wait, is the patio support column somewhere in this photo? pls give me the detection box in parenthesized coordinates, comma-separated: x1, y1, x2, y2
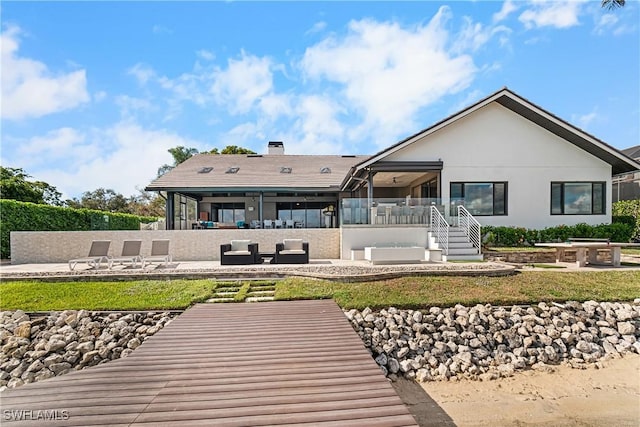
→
(259, 192, 264, 223)
(166, 191, 175, 230)
(367, 171, 374, 224)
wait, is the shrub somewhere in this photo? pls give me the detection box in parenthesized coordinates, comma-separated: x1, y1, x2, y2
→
(0, 200, 158, 259)
(482, 222, 634, 248)
(613, 200, 640, 240)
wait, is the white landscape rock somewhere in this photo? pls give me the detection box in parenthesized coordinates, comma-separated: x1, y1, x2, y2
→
(0, 310, 175, 390)
(346, 300, 640, 382)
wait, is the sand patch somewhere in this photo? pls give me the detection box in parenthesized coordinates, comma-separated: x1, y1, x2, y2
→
(415, 354, 640, 426)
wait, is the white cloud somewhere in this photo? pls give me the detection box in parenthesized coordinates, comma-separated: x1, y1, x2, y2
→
(15, 127, 88, 167)
(306, 21, 327, 35)
(152, 24, 172, 35)
(127, 63, 156, 85)
(196, 49, 215, 61)
(115, 95, 155, 118)
(592, 11, 636, 36)
(300, 7, 478, 147)
(35, 122, 202, 198)
(493, 0, 518, 23)
(572, 109, 599, 130)
(3, 120, 204, 198)
(1, 26, 89, 120)
(210, 51, 274, 114)
(518, 0, 587, 29)
(93, 91, 107, 103)
(453, 17, 512, 53)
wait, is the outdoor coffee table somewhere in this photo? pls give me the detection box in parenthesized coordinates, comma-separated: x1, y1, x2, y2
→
(259, 252, 276, 264)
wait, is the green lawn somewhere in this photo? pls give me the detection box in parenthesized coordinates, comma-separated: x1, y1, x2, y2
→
(274, 271, 640, 309)
(0, 280, 215, 311)
(3, 271, 638, 312)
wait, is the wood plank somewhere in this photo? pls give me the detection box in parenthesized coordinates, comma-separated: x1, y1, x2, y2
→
(0, 301, 418, 426)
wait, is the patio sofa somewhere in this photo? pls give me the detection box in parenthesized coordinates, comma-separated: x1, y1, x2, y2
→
(274, 239, 309, 264)
(220, 240, 260, 265)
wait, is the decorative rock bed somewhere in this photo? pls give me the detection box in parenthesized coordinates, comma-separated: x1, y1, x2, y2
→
(0, 310, 176, 390)
(345, 300, 640, 382)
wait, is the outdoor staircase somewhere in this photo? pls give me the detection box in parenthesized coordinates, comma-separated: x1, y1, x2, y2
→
(428, 227, 483, 262)
(428, 205, 483, 262)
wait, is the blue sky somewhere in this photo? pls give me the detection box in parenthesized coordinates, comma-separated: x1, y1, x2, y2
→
(2, 1, 638, 199)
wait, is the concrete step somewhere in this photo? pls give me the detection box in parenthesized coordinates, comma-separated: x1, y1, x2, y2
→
(449, 236, 471, 243)
(248, 291, 275, 297)
(245, 296, 275, 303)
(206, 297, 235, 303)
(447, 247, 480, 255)
(214, 291, 239, 296)
(444, 254, 484, 262)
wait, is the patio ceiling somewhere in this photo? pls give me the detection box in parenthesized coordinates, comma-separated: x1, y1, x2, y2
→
(372, 171, 430, 187)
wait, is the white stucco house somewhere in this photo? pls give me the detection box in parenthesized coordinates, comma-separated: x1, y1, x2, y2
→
(10, 87, 640, 265)
(341, 87, 639, 230)
(141, 87, 640, 261)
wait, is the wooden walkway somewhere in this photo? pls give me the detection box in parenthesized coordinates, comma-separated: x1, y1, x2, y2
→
(1, 300, 418, 426)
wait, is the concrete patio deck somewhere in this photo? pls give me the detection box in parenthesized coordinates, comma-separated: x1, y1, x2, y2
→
(0, 259, 521, 282)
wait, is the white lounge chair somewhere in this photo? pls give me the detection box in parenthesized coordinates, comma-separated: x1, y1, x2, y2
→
(142, 240, 172, 268)
(108, 240, 142, 269)
(69, 240, 110, 271)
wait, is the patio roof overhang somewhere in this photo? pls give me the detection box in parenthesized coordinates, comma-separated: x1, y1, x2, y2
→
(341, 161, 443, 191)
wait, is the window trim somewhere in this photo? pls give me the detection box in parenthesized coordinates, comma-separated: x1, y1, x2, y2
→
(450, 181, 508, 216)
(550, 181, 606, 215)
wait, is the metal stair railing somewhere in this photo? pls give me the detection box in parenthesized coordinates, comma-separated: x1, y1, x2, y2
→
(430, 205, 449, 255)
(457, 205, 481, 253)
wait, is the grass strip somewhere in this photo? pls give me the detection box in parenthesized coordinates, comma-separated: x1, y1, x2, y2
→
(234, 283, 251, 302)
(275, 271, 640, 310)
(2, 271, 639, 311)
(1, 280, 215, 311)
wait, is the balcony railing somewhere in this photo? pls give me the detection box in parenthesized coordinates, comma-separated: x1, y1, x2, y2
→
(340, 198, 443, 226)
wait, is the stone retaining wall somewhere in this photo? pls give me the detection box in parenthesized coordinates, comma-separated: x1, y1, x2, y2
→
(484, 250, 614, 264)
(0, 310, 176, 390)
(346, 300, 640, 382)
(10, 229, 340, 263)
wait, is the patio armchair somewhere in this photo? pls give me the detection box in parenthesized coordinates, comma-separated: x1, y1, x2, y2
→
(68, 240, 111, 270)
(274, 239, 309, 264)
(220, 240, 260, 265)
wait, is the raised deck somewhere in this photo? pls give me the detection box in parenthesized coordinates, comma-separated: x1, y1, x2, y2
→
(1, 300, 417, 426)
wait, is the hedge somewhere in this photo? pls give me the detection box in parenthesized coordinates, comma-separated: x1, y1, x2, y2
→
(0, 200, 158, 259)
(482, 221, 634, 248)
(612, 199, 640, 240)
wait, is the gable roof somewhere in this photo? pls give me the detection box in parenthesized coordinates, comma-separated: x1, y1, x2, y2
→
(350, 87, 640, 176)
(622, 145, 640, 161)
(146, 153, 367, 193)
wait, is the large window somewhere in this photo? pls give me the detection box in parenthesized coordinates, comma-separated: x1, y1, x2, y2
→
(276, 201, 332, 228)
(551, 182, 605, 215)
(450, 182, 507, 216)
(212, 203, 245, 223)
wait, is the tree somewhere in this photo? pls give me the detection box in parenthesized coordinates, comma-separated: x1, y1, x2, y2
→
(209, 145, 256, 155)
(67, 188, 130, 212)
(157, 146, 199, 177)
(602, 0, 625, 9)
(0, 167, 63, 205)
(126, 188, 165, 217)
